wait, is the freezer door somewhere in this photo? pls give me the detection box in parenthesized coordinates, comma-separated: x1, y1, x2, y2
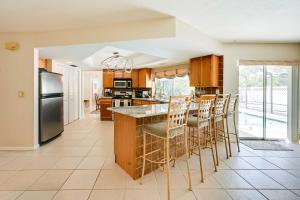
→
(39, 96, 64, 143)
(40, 71, 63, 95)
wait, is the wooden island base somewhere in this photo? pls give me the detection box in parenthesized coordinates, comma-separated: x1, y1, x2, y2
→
(114, 112, 186, 180)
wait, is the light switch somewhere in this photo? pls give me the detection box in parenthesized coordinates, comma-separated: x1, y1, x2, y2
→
(18, 91, 24, 98)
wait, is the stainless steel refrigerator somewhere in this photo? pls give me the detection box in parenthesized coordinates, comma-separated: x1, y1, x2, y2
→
(39, 69, 64, 144)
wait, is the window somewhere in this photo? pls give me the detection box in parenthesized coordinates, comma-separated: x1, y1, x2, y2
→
(155, 75, 193, 98)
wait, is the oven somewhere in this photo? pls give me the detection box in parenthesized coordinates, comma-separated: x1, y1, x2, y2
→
(112, 99, 132, 107)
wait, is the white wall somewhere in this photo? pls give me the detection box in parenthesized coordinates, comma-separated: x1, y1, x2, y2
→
(222, 43, 300, 94)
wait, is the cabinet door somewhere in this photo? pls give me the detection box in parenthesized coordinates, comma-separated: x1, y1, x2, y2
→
(190, 58, 201, 86)
(132, 70, 139, 88)
(138, 69, 152, 88)
(114, 71, 124, 78)
(103, 70, 113, 88)
(201, 55, 219, 87)
(133, 99, 142, 106)
(123, 71, 132, 79)
(100, 100, 112, 120)
(210, 55, 219, 87)
(200, 56, 212, 87)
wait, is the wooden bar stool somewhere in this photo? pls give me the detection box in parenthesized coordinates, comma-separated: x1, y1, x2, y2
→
(225, 94, 240, 153)
(213, 94, 230, 165)
(140, 96, 192, 200)
(187, 97, 218, 183)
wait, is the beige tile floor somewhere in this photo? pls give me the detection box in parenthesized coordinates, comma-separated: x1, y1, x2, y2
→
(1, 114, 300, 200)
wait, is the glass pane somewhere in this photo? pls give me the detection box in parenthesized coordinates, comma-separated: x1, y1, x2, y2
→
(265, 66, 290, 139)
(239, 65, 264, 138)
(155, 78, 173, 98)
(173, 76, 192, 96)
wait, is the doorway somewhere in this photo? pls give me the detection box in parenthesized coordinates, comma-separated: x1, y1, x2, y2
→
(238, 64, 292, 140)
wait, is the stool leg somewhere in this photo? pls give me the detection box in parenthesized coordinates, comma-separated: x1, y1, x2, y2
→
(197, 128, 204, 183)
(225, 117, 232, 157)
(214, 119, 219, 166)
(222, 119, 229, 159)
(233, 114, 241, 152)
(140, 130, 146, 184)
(184, 127, 192, 191)
(188, 127, 191, 158)
(209, 119, 217, 172)
(166, 137, 171, 200)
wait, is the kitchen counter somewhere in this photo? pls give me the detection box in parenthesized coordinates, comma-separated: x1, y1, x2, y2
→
(108, 103, 198, 118)
(131, 97, 169, 103)
(110, 103, 198, 180)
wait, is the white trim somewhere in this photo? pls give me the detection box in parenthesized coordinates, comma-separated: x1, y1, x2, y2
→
(0, 144, 39, 151)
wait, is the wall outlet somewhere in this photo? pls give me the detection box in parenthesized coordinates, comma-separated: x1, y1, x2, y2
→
(18, 91, 24, 98)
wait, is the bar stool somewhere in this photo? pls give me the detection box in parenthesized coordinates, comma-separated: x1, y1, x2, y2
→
(225, 94, 240, 153)
(213, 94, 230, 165)
(140, 96, 192, 200)
(187, 97, 217, 183)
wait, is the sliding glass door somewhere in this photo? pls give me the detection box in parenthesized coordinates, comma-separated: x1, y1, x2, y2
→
(265, 66, 291, 139)
(239, 65, 264, 139)
(239, 65, 291, 140)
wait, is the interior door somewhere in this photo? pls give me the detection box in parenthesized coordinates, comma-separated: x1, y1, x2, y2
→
(68, 70, 79, 123)
(62, 68, 69, 125)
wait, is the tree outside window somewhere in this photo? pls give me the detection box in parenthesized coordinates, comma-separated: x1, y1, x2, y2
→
(155, 75, 193, 98)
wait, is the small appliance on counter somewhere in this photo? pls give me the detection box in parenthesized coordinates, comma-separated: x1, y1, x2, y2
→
(135, 90, 150, 98)
(135, 90, 143, 98)
(104, 89, 112, 97)
(39, 68, 64, 144)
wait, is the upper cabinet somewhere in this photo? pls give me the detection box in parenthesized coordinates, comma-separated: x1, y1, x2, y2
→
(102, 68, 152, 89)
(138, 68, 152, 88)
(190, 55, 220, 87)
(132, 69, 139, 88)
(103, 70, 114, 88)
(114, 71, 132, 79)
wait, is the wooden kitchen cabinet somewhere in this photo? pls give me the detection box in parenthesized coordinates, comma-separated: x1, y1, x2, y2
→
(132, 70, 139, 88)
(141, 100, 150, 105)
(132, 99, 142, 106)
(123, 71, 132, 78)
(138, 68, 152, 88)
(100, 99, 112, 120)
(114, 71, 132, 79)
(103, 70, 114, 88)
(190, 55, 220, 87)
(190, 58, 201, 86)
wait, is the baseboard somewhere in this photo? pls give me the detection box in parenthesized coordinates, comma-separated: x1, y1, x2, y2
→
(0, 144, 40, 151)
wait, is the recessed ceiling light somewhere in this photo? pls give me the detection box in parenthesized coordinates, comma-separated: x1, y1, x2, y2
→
(66, 61, 73, 64)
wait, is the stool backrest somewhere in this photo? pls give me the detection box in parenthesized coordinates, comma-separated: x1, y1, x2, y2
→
(196, 98, 214, 123)
(167, 96, 191, 131)
(215, 94, 230, 116)
(228, 94, 239, 113)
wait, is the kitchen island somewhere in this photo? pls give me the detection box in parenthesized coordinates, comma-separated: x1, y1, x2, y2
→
(108, 103, 197, 179)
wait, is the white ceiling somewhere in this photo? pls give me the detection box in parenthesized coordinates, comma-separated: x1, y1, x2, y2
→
(38, 37, 209, 70)
(1, 0, 300, 42)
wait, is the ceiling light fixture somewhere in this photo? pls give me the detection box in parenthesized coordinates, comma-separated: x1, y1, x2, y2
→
(100, 52, 133, 73)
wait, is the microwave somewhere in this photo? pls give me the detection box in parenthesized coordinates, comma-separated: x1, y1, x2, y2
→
(113, 79, 132, 88)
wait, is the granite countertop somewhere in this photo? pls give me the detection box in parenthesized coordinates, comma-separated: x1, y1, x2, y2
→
(107, 103, 198, 118)
(132, 97, 169, 103)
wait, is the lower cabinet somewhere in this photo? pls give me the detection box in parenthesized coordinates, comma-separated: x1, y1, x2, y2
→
(100, 99, 112, 121)
(133, 99, 160, 106)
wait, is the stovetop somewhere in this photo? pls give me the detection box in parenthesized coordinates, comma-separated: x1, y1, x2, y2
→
(112, 95, 132, 99)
